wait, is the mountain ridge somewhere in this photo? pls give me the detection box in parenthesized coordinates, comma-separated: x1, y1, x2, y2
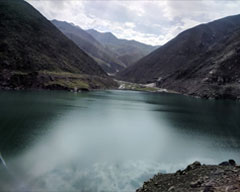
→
(52, 20, 158, 73)
(118, 14, 240, 99)
(87, 29, 158, 67)
(52, 20, 126, 73)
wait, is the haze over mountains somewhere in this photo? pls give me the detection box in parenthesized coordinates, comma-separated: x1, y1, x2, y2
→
(52, 20, 157, 74)
(0, 0, 116, 91)
(87, 29, 158, 68)
(118, 14, 240, 99)
(52, 20, 125, 73)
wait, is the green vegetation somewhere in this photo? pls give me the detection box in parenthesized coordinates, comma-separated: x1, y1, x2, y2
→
(134, 87, 159, 92)
(44, 79, 89, 90)
(40, 70, 84, 78)
(12, 71, 28, 75)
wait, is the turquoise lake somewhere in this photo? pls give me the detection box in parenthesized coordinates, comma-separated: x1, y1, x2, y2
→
(0, 90, 240, 191)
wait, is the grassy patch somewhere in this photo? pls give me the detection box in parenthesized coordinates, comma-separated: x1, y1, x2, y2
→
(44, 79, 89, 89)
(12, 71, 28, 75)
(134, 87, 159, 92)
(39, 70, 85, 78)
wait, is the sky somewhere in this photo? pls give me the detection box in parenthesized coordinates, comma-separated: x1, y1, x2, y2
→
(26, 0, 240, 46)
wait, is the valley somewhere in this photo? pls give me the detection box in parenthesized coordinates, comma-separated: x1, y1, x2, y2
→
(1, 1, 240, 192)
(52, 20, 157, 74)
(2, 1, 240, 100)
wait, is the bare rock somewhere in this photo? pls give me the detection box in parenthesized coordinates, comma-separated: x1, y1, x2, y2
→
(190, 179, 203, 188)
(186, 161, 201, 171)
(136, 160, 240, 192)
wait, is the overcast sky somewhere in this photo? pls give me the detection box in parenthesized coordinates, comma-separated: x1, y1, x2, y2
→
(26, 0, 240, 46)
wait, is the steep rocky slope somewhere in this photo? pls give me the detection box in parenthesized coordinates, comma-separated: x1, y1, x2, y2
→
(0, 0, 117, 91)
(118, 14, 240, 99)
(87, 29, 158, 67)
(137, 160, 240, 192)
(52, 20, 125, 73)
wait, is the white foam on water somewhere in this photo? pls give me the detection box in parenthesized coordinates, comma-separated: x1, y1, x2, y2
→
(0, 153, 7, 168)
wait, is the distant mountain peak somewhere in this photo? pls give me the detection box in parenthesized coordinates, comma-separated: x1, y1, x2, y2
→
(86, 28, 157, 67)
(52, 20, 126, 73)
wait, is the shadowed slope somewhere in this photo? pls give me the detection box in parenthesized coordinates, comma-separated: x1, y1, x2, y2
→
(0, 0, 117, 90)
(52, 20, 125, 73)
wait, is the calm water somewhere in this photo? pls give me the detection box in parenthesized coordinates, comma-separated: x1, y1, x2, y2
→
(0, 90, 240, 192)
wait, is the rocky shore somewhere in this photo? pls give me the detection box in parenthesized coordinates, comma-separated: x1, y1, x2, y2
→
(0, 70, 118, 92)
(137, 160, 240, 192)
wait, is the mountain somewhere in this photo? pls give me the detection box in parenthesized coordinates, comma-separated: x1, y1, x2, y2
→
(0, 0, 116, 91)
(51, 20, 125, 73)
(118, 14, 240, 99)
(86, 29, 158, 67)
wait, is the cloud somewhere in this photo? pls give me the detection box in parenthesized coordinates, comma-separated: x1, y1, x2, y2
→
(26, 0, 240, 45)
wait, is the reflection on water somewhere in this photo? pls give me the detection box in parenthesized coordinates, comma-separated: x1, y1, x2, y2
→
(0, 90, 240, 192)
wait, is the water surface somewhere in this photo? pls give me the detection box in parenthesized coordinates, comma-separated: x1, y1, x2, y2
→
(0, 90, 240, 191)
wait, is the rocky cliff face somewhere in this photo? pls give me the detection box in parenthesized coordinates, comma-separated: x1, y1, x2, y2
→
(118, 14, 240, 99)
(0, 0, 117, 91)
(137, 160, 240, 192)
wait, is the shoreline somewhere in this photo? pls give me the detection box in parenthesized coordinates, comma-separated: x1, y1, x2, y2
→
(136, 160, 240, 192)
(116, 80, 240, 101)
(1, 77, 240, 103)
(0, 70, 118, 92)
